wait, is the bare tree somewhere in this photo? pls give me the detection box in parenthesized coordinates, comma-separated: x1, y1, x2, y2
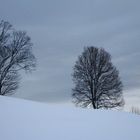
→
(0, 20, 36, 95)
(72, 46, 124, 109)
(131, 106, 140, 115)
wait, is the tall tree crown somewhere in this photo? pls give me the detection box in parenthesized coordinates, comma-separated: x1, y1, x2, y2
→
(72, 46, 124, 109)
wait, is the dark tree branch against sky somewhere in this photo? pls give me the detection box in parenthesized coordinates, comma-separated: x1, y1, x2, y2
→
(0, 21, 36, 95)
(0, 0, 139, 110)
(72, 47, 124, 109)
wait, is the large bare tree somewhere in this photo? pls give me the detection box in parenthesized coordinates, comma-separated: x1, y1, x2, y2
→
(0, 20, 36, 95)
(72, 46, 124, 109)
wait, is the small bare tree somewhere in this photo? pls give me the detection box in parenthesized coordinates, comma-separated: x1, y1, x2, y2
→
(72, 46, 124, 109)
(0, 20, 36, 95)
(131, 106, 140, 115)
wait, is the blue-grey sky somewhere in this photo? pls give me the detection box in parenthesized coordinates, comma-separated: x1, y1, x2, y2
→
(0, 0, 140, 108)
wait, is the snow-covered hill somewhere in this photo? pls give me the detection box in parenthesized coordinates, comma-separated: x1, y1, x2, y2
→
(0, 96, 140, 140)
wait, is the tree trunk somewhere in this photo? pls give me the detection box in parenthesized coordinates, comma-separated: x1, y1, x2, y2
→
(92, 100, 96, 109)
(91, 80, 96, 109)
(0, 83, 2, 95)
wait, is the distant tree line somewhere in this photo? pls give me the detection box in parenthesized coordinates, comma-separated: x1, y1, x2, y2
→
(131, 106, 140, 115)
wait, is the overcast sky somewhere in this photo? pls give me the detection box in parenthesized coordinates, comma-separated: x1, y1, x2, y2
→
(0, 0, 140, 109)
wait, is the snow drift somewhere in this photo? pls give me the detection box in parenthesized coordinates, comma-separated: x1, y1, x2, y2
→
(0, 96, 140, 140)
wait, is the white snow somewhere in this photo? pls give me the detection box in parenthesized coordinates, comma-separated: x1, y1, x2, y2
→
(0, 96, 140, 140)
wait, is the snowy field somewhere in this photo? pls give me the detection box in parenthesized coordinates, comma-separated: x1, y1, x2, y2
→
(0, 96, 140, 140)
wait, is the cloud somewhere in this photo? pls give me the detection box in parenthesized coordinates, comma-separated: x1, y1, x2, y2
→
(0, 0, 140, 105)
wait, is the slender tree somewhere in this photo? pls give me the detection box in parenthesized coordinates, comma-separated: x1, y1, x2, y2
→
(0, 20, 36, 95)
(72, 46, 124, 109)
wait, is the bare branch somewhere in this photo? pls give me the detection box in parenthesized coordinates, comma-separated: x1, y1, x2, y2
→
(72, 46, 124, 109)
(0, 20, 36, 95)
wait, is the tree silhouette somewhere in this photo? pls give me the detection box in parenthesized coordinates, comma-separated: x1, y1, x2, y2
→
(72, 46, 124, 109)
(0, 20, 36, 95)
